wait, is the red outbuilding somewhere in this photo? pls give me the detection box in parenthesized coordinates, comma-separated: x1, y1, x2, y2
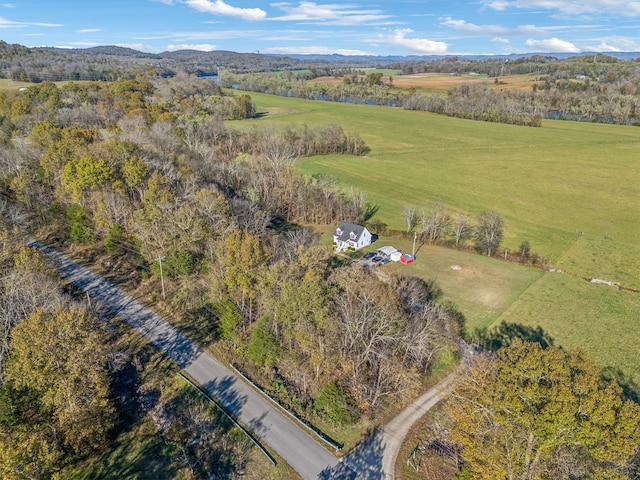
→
(400, 254, 415, 265)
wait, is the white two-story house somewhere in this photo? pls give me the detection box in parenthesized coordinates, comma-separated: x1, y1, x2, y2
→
(333, 221, 372, 252)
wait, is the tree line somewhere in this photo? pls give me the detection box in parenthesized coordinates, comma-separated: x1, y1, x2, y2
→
(396, 202, 545, 267)
(222, 53, 640, 126)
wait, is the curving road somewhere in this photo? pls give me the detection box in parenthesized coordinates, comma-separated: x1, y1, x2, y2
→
(33, 240, 457, 479)
(30, 241, 340, 480)
(327, 374, 456, 480)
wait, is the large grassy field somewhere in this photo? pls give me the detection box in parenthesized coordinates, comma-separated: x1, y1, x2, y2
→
(239, 91, 640, 387)
(310, 72, 541, 94)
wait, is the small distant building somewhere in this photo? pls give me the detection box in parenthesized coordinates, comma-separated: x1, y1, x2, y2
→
(390, 251, 402, 262)
(377, 246, 399, 258)
(334, 222, 372, 252)
(400, 254, 415, 265)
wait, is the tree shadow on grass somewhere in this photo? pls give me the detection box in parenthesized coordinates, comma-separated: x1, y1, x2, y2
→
(475, 321, 555, 351)
(601, 366, 640, 404)
(177, 304, 218, 347)
(74, 432, 180, 480)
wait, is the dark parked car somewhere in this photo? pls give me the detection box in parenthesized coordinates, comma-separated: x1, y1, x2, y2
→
(380, 258, 390, 265)
(363, 251, 376, 260)
(372, 256, 383, 263)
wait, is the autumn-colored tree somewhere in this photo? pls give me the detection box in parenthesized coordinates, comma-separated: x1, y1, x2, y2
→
(0, 245, 64, 378)
(29, 119, 62, 150)
(6, 307, 115, 454)
(0, 428, 62, 480)
(218, 229, 270, 319)
(445, 340, 640, 480)
(122, 155, 150, 202)
(257, 250, 331, 378)
(62, 156, 115, 204)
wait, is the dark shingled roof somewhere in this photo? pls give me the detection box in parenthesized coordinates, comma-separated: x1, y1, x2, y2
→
(335, 221, 366, 242)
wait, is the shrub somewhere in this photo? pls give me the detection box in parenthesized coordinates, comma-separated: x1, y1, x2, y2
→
(66, 204, 92, 244)
(247, 315, 281, 368)
(314, 381, 359, 426)
(104, 223, 124, 254)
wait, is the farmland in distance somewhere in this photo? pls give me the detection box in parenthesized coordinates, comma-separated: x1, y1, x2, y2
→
(238, 90, 640, 388)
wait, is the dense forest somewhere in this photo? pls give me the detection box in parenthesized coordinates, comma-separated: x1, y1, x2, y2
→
(0, 44, 638, 479)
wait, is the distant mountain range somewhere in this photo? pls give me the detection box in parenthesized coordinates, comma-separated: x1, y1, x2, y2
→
(32, 45, 640, 63)
(41, 44, 640, 63)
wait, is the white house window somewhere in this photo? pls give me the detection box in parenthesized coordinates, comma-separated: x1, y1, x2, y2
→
(350, 231, 357, 240)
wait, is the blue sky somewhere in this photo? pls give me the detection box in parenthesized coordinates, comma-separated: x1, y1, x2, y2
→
(2, 0, 640, 56)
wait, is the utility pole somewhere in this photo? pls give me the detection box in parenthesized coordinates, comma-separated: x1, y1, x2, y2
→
(157, 256, 166, 300)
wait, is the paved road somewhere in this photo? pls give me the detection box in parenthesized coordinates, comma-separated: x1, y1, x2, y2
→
(31, 241, 340, 480)
(324, 374, 455, 479)
(34, 241, 459, 479)
(377, 374, 456, 478)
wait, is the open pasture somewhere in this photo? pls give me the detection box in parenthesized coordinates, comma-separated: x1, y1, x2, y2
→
(244, 91, 639, 267)
(0, 78, 33, 92)
(393, 72, 540, 93)
(243, 91, 640, 386)
(308, 72, 541, 94)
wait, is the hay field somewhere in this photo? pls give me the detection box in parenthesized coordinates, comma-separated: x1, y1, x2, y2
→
(308, 72, 541, 94)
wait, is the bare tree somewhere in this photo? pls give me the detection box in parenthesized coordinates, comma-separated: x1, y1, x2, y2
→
(402, 205, 420, 233)
(420, 202, 450, 244)
(451, 212, 473, 248)
(475, 211, 504, 256)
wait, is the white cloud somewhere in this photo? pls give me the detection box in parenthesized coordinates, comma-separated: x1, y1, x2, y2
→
(585, 36, 640, 52)
(76, 28, 102, 33)
(263, 45, 375, 55)
(270, 1, 389, 25)
(441, 18, 547, 36)
(386, 28, 448, 54)
(115, 43, 166, 53)
(2, 3, 16, 8)
(0, 16, 62, 28)
(525, 37, 580, 52)
(262, 34, 310, 41)
(185, 0, 266, 21)
(166, 43, 217, 51)
(481, 0, 640, 17)
(163, 29, 260, 41)
(492, 37, 510, 43)
(150, 0, 174, 4)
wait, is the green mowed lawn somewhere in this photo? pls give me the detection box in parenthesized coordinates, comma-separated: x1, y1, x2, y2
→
(314, 225, 541, 332)
(496, 272, 640, 386)
(370, 236, 543, 331)
(243, 91, 640, 386)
